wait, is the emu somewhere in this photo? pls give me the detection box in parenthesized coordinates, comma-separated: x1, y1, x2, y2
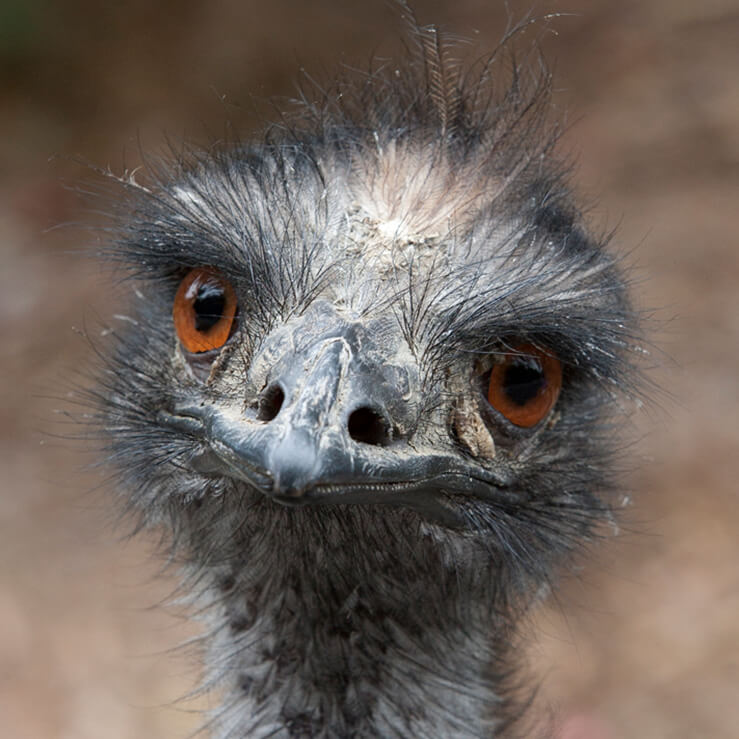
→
(95, 15, 637, 739)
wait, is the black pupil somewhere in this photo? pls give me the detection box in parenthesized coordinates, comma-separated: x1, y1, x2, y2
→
(502, 357, 546, 406)
(193, 283, 226, 332)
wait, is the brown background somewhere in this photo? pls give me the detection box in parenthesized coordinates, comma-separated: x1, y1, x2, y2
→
(1, 1, 737, 737)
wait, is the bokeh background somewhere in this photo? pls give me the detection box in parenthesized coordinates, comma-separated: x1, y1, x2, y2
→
(1, 1, 737, 737)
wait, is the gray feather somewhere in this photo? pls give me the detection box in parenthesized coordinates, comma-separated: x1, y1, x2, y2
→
(90, 17, 639, 739)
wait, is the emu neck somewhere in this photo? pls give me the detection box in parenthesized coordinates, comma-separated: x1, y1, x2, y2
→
(193, 503, 513, 738)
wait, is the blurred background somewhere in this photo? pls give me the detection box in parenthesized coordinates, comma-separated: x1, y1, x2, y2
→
(1, 0, 737, 737)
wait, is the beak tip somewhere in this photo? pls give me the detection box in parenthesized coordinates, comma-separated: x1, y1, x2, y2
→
(268, 489, 311, 507)
(269, 478, 310, 500)
(267, 429, 320, 500)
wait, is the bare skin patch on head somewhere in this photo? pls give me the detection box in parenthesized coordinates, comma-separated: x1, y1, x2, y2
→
(447, 365, 496, 461)
(341, 139, 499, 277)
(452, 393, 496, 460)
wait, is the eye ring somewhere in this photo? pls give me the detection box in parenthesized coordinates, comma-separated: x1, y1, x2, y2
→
(173, 267, 237, 353)
(486, 343, 562, 428)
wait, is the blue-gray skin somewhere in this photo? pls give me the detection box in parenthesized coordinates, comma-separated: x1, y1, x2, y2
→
(94, 22, 637, 739)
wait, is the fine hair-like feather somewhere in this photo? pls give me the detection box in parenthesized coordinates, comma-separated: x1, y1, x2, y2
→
(91, 12, 640, 739)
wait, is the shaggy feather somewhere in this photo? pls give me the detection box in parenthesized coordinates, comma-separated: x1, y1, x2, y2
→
(91, 15, 639, 739)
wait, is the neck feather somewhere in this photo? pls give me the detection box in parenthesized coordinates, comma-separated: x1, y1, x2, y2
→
(181, 499, 525, 737)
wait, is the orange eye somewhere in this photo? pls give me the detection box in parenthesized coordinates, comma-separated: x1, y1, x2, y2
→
(486, 344, 562, 428)
(173, 268, 237, 353)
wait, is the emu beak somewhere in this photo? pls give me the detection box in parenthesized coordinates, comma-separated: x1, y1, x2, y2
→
(162, 320, 510, 523)
(217, 332, 403, 503)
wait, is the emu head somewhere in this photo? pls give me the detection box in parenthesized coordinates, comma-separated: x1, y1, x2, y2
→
(97, 22, 637, 739)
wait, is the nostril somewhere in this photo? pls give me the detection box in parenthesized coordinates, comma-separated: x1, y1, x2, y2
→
(257, 384, 285, 422)
(347, 407, 391, 446)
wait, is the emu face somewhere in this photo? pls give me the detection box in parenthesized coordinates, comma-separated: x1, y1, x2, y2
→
(99, 26, 636, 738)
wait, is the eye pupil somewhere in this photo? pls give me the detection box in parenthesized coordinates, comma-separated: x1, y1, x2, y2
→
(502, 360, 545, 406)
(193, 285, 227, 333)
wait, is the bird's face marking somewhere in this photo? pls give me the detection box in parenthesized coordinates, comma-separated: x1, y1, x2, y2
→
(451, 392, 497, 460)
(351, 140, 495, 237)
(337, 139, 506, 281)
